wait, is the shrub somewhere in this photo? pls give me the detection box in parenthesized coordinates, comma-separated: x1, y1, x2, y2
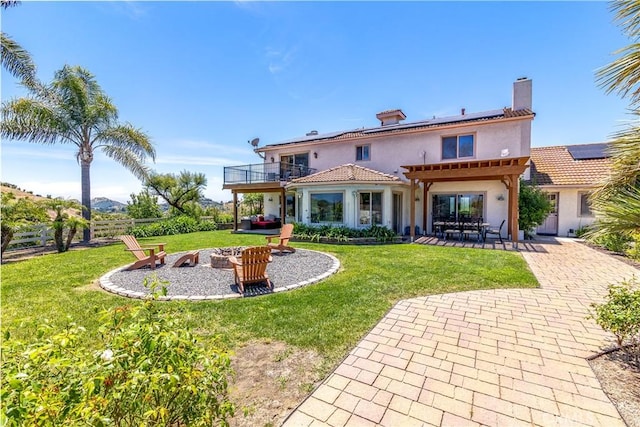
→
(590, 278, 640, 367)
(129, 215, 217, 238)
(574, 225, 590, 238)
(518, 181, 553, 238)
(591, 231, 632, 254)
(1, 278, 235, 426)
(292, 223, 397, 242)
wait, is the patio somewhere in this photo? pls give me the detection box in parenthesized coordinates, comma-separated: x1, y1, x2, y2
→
(100, 248, 340, 300)
(414, 235, 556, 252)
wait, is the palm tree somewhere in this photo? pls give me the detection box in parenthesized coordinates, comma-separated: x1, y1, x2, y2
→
(596, 0, 640, 106)
(1, 1, 37, 87)
(588, 0, 640, 242)
(588, 121, 640, 239)
(1, 65, 155, 242)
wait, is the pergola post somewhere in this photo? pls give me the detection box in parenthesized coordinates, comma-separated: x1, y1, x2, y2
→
(410, 179, 416, 241)
(509, 176, 519, 243)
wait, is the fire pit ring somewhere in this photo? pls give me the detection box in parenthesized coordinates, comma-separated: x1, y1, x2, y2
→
(210, 246, 247, 269)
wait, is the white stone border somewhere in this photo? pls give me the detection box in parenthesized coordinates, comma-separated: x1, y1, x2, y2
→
(99, 249, 341, 301)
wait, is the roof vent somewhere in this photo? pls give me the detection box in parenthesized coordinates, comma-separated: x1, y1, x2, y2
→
(376, 109, 406, 126)
(306, 130, 319, 136)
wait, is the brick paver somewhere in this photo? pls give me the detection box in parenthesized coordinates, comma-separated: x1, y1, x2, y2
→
(283, 238, 638, 426)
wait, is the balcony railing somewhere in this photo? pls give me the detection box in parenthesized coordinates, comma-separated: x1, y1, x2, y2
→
(224, 162, 317, 186)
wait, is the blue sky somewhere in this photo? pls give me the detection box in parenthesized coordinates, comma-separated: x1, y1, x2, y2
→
(0, 1, 631, 203)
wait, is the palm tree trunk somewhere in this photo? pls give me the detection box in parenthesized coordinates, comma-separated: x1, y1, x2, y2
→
(81, 160, 92, 242)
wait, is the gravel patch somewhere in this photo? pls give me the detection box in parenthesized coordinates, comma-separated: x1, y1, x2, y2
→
(100, 248, 339, 299)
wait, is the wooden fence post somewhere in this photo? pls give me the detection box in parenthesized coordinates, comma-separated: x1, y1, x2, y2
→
(40, 226, 48, 247)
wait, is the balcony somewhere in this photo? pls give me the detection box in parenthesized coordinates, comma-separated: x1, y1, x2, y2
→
(223, 162, 317, 188)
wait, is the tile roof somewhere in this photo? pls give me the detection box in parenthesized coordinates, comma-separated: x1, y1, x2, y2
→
(529, 144, 611, 186)
(261, 108, 535, 149)
(289, 164, 402, 184)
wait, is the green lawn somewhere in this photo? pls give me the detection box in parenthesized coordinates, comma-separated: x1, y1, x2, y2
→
(1, 230, 538, 367)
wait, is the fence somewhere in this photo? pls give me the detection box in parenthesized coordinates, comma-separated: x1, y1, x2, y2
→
(4, 216, 223, 251)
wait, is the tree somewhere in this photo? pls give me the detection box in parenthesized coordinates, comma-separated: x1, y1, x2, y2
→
(518, 181, 553, 239)
(145, 170, 206, 217)
(1, 65, 155, 242)
(127, 189, 163, 219)
(0, 1, 37, 88)
(588, 129, 640, 239)
(589, 0, 640, 241)
(596, 0, 640, 106)
(0, 192, 48, 254)
(40, 198, 88, 253)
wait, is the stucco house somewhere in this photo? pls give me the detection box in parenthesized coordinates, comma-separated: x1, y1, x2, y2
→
(527, 143, 611, 237)
(223, 78, 535, 242)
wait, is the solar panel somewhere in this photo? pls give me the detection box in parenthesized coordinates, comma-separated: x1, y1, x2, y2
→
(362, 109, 505, 134)
(567, 143, 610, 160)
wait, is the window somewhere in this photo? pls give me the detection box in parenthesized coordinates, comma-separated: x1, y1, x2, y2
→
(356, 145, 370, 161)
(358, 192, 382, 226)
(442, 134, 474, 160)
(579, 192, 593, 217)
(310, 193, 343, 223)
(285, 193, 296, 218)
(280, 153, 309, 179)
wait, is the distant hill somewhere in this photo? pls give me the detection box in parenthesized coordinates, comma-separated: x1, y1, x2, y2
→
(92, 197, 127, 212)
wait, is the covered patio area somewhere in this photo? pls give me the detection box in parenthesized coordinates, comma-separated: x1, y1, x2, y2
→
(402, 156, 530, 244)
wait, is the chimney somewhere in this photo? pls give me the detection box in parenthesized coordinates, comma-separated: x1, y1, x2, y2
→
(461, 108, 465, 116)
(512, 77, 532, 110)
(376, 109, 406, 126)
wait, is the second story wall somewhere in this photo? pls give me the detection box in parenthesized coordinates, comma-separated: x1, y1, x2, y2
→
(261, 116, 532, 181)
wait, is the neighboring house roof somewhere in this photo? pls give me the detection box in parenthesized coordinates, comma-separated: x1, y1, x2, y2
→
(289, 164, 402, 185)
(259, 107, 535, 150)
(529, 143, 611, 186)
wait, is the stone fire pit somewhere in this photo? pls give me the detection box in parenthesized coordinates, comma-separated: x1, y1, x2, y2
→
(210, 247, 246, 269)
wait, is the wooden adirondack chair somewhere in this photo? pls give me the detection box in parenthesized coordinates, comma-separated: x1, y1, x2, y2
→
(119, 235, 167, 270)
(228, 246, 273, 295)
(265, 223, 296, 254)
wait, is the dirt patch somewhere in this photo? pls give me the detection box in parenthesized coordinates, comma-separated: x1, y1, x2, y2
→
(589, 349, 640, 427)
(228, 340, 325, 427)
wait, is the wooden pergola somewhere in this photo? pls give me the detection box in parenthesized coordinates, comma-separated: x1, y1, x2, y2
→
(401, 157, 530, 243)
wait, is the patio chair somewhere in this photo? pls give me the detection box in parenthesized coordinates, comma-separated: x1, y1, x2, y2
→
(265, 223, 296, 254)
(462, 218, 483, 242)
(228, 246, 273, 295)
(119, 235, 167, 270)
(484, 220, 505, 243)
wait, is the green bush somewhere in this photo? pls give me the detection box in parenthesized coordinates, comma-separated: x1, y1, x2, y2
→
(519, 181, 553, 238)
(574, 225, 590, 238)
(292, 223, 397, 242)
(129, 215, 217, 238)
(1, 278, 235, 426)
(591, 231, 632, 254)
(591, 278, 640, 366)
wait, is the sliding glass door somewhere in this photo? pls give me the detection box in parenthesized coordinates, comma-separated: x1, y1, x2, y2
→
(432, 193, 484, 221)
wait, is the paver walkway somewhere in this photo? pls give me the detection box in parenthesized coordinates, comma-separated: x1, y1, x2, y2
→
(283, 238, 638, 426)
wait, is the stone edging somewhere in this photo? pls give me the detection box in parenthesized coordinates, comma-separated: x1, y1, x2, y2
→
(98, 249, 341, 301)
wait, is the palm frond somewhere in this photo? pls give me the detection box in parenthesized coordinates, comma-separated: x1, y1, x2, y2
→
(588, 186, 640, 239)
(100, 145, 153, 181)
(610, 0, 640, 38)
(95, 124, 155, 160)
(0, 32, 37, 87)
(1, 97, 74, 145)
(596, 44, 640, 105)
